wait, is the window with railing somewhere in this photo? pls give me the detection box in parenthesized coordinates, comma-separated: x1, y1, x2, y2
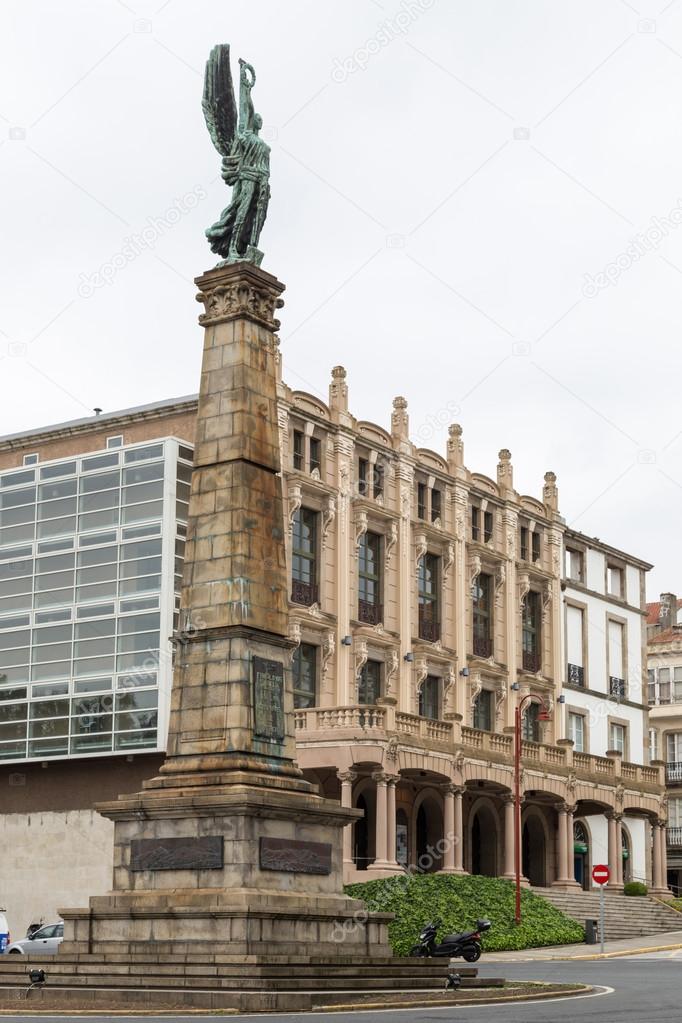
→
(609, 676, 626, 698)
(358, 659, 381, 704)
(358, 531, 382, 625)
(667, 734, 682, 783)
(291, 508, 318, 606)
(419, 675, 440, 720)
(567, 663, 585, 686)
(418, 553, 440, 642)
(522, 591, 541, 672)
(472, 573, 492, 658)
(417, 482, 427, 520)
(522, 701, 540, 742)
(293, 643, 317, 709)
(473, 688, 493, 731)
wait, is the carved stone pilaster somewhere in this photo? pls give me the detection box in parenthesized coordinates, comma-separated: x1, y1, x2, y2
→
(469, 670, 482, 708)
(385, 649, 399, 698)
(322, 631, 335, 681)
(322, 496, 336, 547)
(415, 656, 429, 693)
(469, 553, 482, 589)
(415, 531, 428, 569)
(287, 483, 302, 529)
(443, 541, 455, 580)
(542, 580, 553, 623)
(385, 521, 398, 564)
(494, 563, 506, 607)
(355, 508, 368, 551)
(518, 571, 530, 611)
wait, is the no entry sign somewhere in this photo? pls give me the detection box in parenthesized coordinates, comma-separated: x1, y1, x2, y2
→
(592, 863, 610, 885)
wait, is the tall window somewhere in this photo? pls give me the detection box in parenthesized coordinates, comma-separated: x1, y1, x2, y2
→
(565, 548, 584, 582)
(607, 563, 624, 598)
(483, 510, 493, 543)
(431, 488, 442, 524)
(292, 644, 316, 708)
(293, 430, 304, 471)
(522, 701, 540, 742)
(568, 712, 585, 752)
(522, 591, 541, 672)
(358, 458, 369, 497)
(566, 604, 585, 686)
(649, 728, 659, 763)
(472, 573, 492, 658)
(291, 508, 318, 606)
(418, 553, 440, 642)
(471, 506, 480, 541)
(417, 482, 427, 520)
(609, 722, 626, 755)
(309, 438, 321, 474)
(658, 668, 671, 704)
(473, 688, 493, 731)
(373, 462, 384, 500)
(358, 532, 382, 625)
(667, 732, 682, 764)
(358, 660, 381, 704)
(531, 530, 541, 563)
(608, 620, 626, 698)
(419, 675, 440, 720)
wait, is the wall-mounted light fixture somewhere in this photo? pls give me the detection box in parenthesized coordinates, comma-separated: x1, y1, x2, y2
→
(341, 635, 352, 646)
(510, 682, 520, 691)
(557, 695, 566, 704)
(404, 652, 414, 663)
(459, 666, 470, 677)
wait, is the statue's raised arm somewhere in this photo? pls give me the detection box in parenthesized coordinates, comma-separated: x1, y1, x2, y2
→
(202, 45, 271, 267)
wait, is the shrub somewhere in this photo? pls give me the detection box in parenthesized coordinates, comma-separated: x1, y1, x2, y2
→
(344, 873, 585, 954)
(623, 881, 648, 896)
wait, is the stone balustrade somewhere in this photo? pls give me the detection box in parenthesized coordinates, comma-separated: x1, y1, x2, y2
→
(293, 708, 662, 791)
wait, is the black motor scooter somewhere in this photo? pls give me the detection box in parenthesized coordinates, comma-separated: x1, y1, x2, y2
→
(409, 917, 491, 962)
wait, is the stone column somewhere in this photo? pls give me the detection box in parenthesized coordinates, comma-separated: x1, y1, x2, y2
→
(554, 804, 568, 884)
(386, 776, 399, 867)
(565, 804, 579, 888)
(338, 770, 357, 867)
(652, 820, 663, 892)
(616, 817, 624, 887)
(607, 813, 619, 888)
(661, 822, 669, 892)
(373, 772, 389, 867)
(441, 784, 464, 873)
(503, 795, 515, 879)
(453, 786, 465, 872)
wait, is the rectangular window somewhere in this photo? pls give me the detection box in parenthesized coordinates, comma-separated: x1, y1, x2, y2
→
(309, 437, 321, 475)
(483, 510, 493, 543)
(106, 436, 123, 449)
(358, 660, 381, 705)
(471, 506, 480, 542)
(669, 797, 682, 828)
(417, 482, 426, 520)
(373, 462, 384, 500)
(667, 732, 682, 764)
(358, 458, 369, 497)
(522, 592, 541, 672)
(418, 553, 440, 642)
(607, 564, 623, 598)
(609, 722, 626, 754)
(520, 526, 529, 561)
(472, 573, 492, 658)
(608, 620, 626, 698)
(292, 643, 316, 709)
(293, 430, 304, 471)
(291, 508, 318, 606)
(565, 548, 584, 582)
(522, 701, 540, 742)
(431, 489, 441, 524)
(531, 531, 541, 563)
(566, 605, 585, 686)
(358, 532, 382, 625)
(473, 688, 493, 731)
(419, 675, 440, 720)
(568, 712, 585, 752)
(649, 728, 659, 763)
(659, 667, 671, 704)
(23, 454, 39, 466)
(674, 667, 682, 703)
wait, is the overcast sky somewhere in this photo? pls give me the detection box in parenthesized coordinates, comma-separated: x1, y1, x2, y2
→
(2, 0, 682, 596)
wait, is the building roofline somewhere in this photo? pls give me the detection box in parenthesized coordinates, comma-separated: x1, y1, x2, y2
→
(564, 526, 653, 572)
(0, 395, 199, 451)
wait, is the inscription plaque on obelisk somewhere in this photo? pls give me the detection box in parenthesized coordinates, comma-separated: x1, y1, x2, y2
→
(253, 656, 285, 741)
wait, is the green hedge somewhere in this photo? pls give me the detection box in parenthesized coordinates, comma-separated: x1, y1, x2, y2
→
(345, 874, 585, 954)
(623, 881, 648, 896)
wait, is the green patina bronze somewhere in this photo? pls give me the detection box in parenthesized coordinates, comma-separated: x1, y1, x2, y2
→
(202, 44, 270, 266)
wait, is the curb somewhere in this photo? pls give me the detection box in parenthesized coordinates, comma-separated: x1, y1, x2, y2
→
(486, 940, 682, 962)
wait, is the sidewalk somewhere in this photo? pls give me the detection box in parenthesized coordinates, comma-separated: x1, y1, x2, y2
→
(484, 929, 682, 961)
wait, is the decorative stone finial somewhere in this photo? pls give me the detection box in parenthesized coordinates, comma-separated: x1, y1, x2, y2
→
(543, 470, 558, 511)
(447, 423, 464, 472)
(391, 396, 409, 441)
(329, 365, 348, 412)
(497, 449, 513, 492)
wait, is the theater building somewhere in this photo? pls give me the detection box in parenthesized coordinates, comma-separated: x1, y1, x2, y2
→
(0, 371, 666, 931)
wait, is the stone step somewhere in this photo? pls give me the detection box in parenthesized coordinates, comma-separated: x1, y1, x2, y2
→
(534, 887, 681, 939)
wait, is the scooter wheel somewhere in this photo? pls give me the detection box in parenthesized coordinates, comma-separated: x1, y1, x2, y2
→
(409, 945, 428, 957)
(463, 946, 481, 963)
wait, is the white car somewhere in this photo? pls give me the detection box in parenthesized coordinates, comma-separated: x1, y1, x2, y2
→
(6, 922, 63, 955)
(0, 911, 9, 954)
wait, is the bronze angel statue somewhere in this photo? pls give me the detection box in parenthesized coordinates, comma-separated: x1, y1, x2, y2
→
(202, 45, 271, 266)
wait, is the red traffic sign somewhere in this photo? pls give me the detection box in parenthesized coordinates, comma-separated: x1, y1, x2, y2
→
(592, 863, 610, 885)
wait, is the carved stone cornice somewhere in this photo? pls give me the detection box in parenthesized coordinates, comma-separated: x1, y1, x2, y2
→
(195, 264, 285, 329)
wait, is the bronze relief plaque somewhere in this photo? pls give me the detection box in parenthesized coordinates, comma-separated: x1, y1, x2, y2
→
(130, 836, 223, 871)
(259, 837, 332, 875)
(253, 656, 285, 741)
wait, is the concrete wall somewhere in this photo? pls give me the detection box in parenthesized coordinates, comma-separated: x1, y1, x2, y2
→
(0, 810, 114, 937)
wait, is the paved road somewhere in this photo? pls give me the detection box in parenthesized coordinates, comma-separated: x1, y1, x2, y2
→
(1, 954, 680, 1022)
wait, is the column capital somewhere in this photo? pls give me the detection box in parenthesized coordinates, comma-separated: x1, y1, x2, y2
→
(371, 771, 392, 785)
(560, 802, 577, 815)
(337, 770, 358, 785)
(502, 793, 516, 806)
(606, 811, 623, 822)
(442, 783, 465, 797)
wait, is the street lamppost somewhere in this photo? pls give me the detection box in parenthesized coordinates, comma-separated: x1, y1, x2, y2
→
(510, 684, 565, 925)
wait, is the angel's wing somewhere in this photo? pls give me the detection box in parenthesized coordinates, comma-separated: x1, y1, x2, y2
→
(202, 44, 237, 158)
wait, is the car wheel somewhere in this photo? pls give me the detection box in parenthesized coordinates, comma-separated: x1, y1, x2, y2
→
(8, 949, 21, 954)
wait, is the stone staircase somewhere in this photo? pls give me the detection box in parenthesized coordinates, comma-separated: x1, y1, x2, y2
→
(0, 954, 505, 1012)
(536, 887, 682, 941)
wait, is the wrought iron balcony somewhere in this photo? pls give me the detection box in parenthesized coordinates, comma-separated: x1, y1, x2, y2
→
(473, 634, 492, 658)
(418, 604, 440, 642)
(567, 663, 585, 686)
(609, 676, 626, 698)
(522, 649, 541, 673)
(666, 762, 682, 784)
(291, 579, 319, 607)
(358, 599, 382, 626)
